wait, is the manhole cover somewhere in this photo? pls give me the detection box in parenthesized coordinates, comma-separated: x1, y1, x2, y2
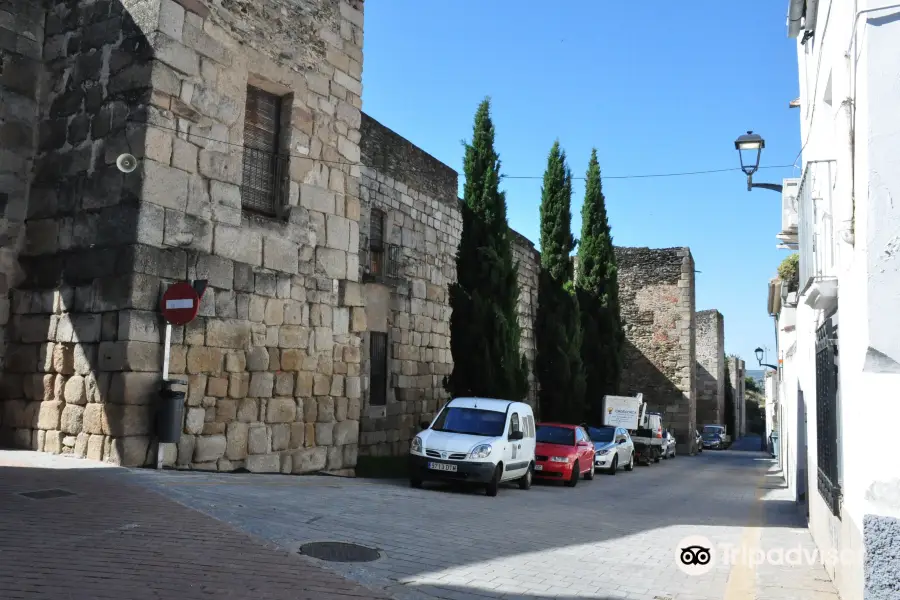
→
(298, 541, 380, 562)
(19, 489, 75, 500)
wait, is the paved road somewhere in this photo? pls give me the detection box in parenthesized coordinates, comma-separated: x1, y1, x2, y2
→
(128, 439, 840, 600)
(0, 450, 390, 600)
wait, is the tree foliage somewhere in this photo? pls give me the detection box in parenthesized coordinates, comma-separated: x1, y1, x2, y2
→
(575, 149, 624, 425)
(445, 99, 529, 400)
(534, 141, 585, 423)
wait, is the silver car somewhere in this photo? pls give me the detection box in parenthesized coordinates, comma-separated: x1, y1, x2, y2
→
(587, 426, 635, 474)
(661, 430, 676, 458)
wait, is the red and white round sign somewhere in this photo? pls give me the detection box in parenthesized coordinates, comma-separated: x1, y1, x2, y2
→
(160, 281, 200, 326)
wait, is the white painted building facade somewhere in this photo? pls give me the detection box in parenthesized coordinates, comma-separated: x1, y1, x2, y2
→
(766, 2, 900, 598)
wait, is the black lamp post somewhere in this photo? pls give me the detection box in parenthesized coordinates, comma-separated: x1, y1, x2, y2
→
(755, 347, 778, 370)
(735, 131, 783, 193)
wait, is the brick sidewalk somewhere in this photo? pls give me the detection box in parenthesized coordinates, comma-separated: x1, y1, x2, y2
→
(0, 451, 392, 600)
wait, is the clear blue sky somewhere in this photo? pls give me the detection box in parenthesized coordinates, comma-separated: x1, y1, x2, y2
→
(361, 0, 800, 367)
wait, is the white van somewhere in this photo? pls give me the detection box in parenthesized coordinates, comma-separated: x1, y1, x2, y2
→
(409, 397, 537, 497)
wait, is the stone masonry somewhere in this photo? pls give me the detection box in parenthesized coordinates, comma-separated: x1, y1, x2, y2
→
(695, 309, 725, 427)
(510, 229, 540, 411)
(357, 113, 461, 457)
(0, 0, 367, 472)
(615, 246, 697, 453)
(728, 355, 746, 438)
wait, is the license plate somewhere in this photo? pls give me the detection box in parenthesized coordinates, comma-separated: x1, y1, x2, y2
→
(428, 462, 457, 472)
(534, 464, 543, 471)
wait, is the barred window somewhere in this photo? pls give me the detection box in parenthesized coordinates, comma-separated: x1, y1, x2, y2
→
(369, 208, 386, 274)
(370, 332, 388, 406)
(241, 86, 285, 216)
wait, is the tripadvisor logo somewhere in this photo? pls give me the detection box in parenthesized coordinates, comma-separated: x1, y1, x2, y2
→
(675, 535, 855, 576)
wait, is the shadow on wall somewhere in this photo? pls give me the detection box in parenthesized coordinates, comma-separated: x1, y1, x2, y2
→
(619, 339, 692, 445)
(1, 0, 157, 466)
(696, 362, 720, 427)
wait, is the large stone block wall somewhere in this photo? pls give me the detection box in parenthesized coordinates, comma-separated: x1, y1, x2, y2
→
(615, 246, 697, 452)
(728, 355, 745, 438)
(511, 229, 539, 411)
(696, 309, 725, 427)
(0, 0, 368, 472)
(357, 113, 461, 457)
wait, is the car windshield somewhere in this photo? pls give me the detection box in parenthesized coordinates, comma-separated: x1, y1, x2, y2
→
(431, 407, 506, 437)
(702, 426, 723, 436)
(536, 425, 575, 446)
(587, 427, 615, 443)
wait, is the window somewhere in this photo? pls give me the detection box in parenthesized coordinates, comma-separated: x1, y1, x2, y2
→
(432, 407, 506, 437)
(525, 415, 534, 438)
(587, 426, 615, 443)
(241, 85, 286, 216)
(535, 425, 575, 446)
(815, 317, 841, 517)
(508, 413, 520, 436)
(369, 332, 388, 406)
(575, 428, 585, 442)
(369, 208, 386, 274)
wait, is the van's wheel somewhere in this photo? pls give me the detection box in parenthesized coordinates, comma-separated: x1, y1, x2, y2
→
(518, 464, 533, 490)
(565, 461, 579, 487)
(409, 477, 423, 489)
(485, 465, 501, 497)
(607, 455, 618, 475)
(624, 453, 634, 471)
(585, 461, 595, 480)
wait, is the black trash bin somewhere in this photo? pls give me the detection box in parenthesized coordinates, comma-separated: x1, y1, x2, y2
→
(157, 379, 187, 444)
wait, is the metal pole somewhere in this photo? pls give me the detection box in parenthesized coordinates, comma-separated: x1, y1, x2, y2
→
(157, 323, 172, 470)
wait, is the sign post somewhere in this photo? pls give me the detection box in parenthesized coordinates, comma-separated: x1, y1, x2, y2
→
(157, 281, 204, 468)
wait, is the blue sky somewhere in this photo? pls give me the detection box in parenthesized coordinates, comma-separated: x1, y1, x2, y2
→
(361, 0, 800, 367)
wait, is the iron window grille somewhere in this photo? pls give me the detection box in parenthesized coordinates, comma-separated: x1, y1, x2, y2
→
(240, 86, 288, 216)
(368, 208, 401, 278)
(370, 332, 388, 407)
(815, 317, 841, 517)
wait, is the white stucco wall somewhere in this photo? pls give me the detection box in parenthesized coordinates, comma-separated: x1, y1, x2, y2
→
(787, 2, 900, 599)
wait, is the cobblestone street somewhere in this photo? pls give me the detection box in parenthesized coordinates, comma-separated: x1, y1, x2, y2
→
(121, 440, 838, 600)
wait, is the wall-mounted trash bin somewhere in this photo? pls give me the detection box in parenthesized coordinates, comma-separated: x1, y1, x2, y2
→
(157, 379, 187, 444)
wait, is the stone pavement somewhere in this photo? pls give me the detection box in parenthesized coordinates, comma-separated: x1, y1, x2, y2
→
(126, 436, 841, 600)
(0, 450, 391, 600)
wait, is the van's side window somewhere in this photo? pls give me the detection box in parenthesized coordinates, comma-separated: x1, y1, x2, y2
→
(526, 415, 534, 437)
(509, 413, 520, 435)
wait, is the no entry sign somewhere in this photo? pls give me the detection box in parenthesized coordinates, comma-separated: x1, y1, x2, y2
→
(161, 281, 200, 326)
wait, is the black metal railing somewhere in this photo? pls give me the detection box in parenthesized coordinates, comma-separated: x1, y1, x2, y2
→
(370, 331, 388, 406)
(815, 317, 841, 517)
(240, 146, 289, 216)
(369, 243, 401, 279)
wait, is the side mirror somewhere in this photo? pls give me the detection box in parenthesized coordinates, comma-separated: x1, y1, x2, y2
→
(420, 421, 430, 430)
(617, 438, 626, 444)
(509, 430, 524, 441)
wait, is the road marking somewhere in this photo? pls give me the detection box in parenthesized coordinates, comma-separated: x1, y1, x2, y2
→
(723, 463, 769, 600)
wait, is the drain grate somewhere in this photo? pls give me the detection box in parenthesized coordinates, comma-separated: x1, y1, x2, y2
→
(19, 489, 76, 500)
(298, 541, 380, 562)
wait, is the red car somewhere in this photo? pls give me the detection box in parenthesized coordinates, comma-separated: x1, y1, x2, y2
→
(533, 422, 596, 486)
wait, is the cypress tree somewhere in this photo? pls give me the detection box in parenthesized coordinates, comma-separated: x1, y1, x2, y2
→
(575, 149, 624, 425)
(445, 99, 529, 400)
(534, 141, 586, 423)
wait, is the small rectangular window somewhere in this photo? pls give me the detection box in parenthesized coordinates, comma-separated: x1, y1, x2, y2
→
(241, 85, 286, 216)
(369, 208, 386, 275)
(370, 332, 388, 406)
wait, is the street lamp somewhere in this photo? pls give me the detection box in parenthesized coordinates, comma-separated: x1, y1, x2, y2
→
(734, 131, 783, 193)
(755, 347, 779, 370)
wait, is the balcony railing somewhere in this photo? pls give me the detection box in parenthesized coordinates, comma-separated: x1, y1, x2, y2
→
(797, 161, 836, 293)
(368, 243, 401, 279)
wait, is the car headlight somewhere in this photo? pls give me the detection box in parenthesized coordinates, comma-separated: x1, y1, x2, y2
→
(411, 436, 423, 453)
(597, 449, 610, 456)
(550, 456, 569, 463)
(469, 444, 492, 459)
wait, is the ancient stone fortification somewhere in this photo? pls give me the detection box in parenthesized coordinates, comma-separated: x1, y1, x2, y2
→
(510, 229, 540, 410)
(728, 355, 746, 437)
(357, 113, 461, 457)
(696, 309, 725, 427)
(0, 0, 367, 472)
(615, 247, 696, 452)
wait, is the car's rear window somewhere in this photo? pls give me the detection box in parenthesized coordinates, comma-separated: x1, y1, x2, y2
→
(536, 425, 575, 446)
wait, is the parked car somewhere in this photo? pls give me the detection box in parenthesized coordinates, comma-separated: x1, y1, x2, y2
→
(694, 429, 703, 453)
(701, 425, 729, 450)
(661, 430, 676, 459)
(409, 397, 537, 497)
(586, 425, 635, 474)
(534, 423, 595, 486)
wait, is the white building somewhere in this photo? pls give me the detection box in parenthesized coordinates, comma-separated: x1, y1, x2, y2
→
(764, 2, 900, 598)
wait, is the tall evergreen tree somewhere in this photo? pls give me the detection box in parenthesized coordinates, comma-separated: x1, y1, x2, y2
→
(445, 99, 529, 400)
(534, 141, 585, 423)
(575, 149, 624, 424)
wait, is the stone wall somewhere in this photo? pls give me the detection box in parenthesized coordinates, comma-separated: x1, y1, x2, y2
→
(728, 355, 745, 438)
(0, 0, 368, 473)
(357, 113, 461, 457)
(615, 246, 696, 452)
(511, 229, 539, 411)
(696, 309, 725, 427)
(0, 0, 45, 391)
